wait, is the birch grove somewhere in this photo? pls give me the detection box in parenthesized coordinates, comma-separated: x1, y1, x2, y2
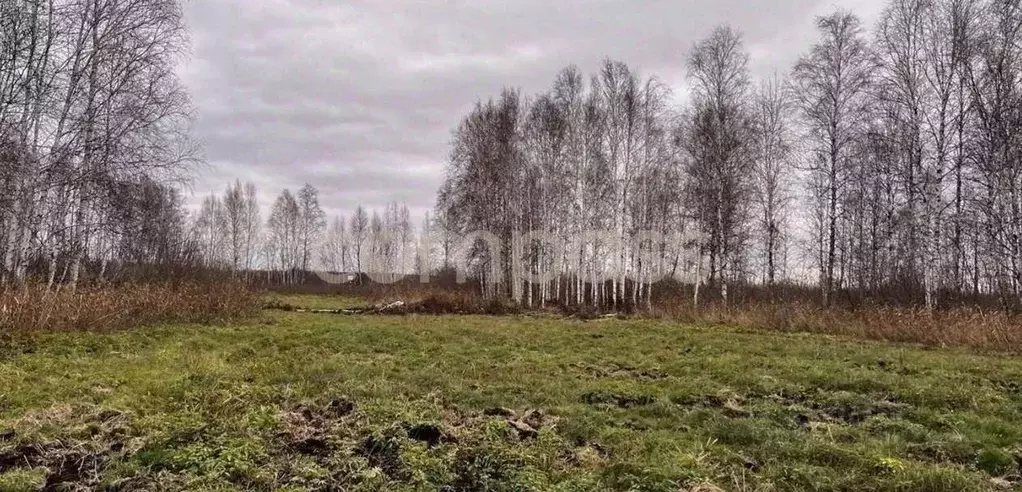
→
(435, 0, 1022, 310)
(0, 0, 194, 288)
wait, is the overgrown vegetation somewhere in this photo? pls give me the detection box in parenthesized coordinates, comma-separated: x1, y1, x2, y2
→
(0, 282, 260, 335)
(0, 307, 1020, 490)
(269, 285, 1022, 352)
(650, 301, 1022, 353)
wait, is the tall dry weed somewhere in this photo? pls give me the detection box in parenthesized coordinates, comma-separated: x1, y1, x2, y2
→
(651, 300, 1022, 351)
(0, 282, 260, 334)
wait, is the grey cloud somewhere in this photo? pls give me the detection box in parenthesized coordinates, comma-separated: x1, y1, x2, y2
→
(178, 0, 886, 223)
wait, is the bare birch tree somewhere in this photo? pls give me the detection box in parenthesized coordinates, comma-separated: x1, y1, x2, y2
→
(791, 11, 874, 305)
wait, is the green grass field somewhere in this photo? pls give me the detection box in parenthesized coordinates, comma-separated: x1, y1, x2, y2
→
(1, 298, 1021, 491)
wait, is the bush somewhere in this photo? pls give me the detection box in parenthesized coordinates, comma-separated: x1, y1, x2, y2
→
(397, 292, 521, 316)
(0, 281, 261, 334)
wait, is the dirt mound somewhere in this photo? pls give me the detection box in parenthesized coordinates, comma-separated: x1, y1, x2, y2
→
(0, 406, 139, 491)
(582, 391, 658, 408)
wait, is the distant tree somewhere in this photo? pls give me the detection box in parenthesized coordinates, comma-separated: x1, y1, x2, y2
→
(242, 182, 261, 272)
(751, 76, 793, 286)
(791, 11, 874, 305)
(681, 25, 754, 303)
(320, 215, 348, 272)
(350, 205, 369, 278)
(194, 194, 225, 268)
(220, 180, 247, 272)
(296, 184, 326, 279)
(267, 190, 301, 284)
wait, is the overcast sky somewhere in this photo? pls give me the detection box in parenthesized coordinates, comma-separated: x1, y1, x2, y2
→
(176, 0, 887, 223)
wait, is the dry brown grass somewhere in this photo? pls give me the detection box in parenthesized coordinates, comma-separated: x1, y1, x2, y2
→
(270, 278, 1022, 351)
(651, 300, 1022, 352)
(0, 281, 260, 334)
(348, 284, 1022, 351)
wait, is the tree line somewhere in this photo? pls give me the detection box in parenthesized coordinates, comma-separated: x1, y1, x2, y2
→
(9, 0, 1022, 313)
(436, 0, 1022, 309)
(191, 181, 419, 286)
(0, 0, 194, 288)
(0, 0, 421, 289)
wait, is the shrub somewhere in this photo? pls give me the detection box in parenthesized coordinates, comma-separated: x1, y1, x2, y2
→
(400, 292, 521, 316)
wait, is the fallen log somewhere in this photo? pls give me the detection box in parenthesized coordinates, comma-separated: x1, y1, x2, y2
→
(285, 301, 408, 316)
